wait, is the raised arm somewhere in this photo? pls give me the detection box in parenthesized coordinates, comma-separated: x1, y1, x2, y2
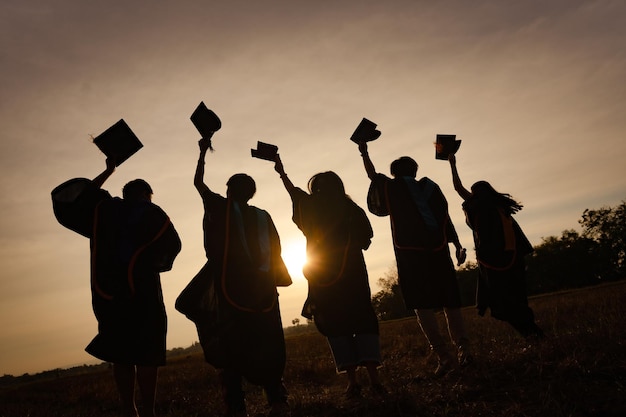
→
(273, 154, 296, 194)
(358, 141, 377, 180)
(448, 154, 472, 201)
(92, 157, 116, 189)
(194, 137, 212, 195)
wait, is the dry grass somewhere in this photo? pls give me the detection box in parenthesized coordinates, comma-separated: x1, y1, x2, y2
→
(2, 281, 625, 417)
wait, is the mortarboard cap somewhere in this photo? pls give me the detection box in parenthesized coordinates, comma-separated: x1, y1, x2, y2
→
(251, 141, 278, 161)
(435, 134, 461, 160)
(93, 119, 143, 166)
(350, 118, 381, 143)
(190, 102, 222, 139)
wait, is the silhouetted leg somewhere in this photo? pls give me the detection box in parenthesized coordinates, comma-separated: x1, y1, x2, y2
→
(444, 307, 472, 365)
(136, 365, 158, 417)
(364, 362, 380, 385)
(415, 309, 454, 375)
(415, 309, 444, 352)
(364, 361, 387, 397)
(263, 379, 290, 415)
(219, 369, 246, 416)
(113, 363, 139, 417)
(346, 366, 358, 386)
(443, 307, 467, 344)
(327, 335, 362, 398)
(344, 365, 361, 398)
(508, 309, 545, 339)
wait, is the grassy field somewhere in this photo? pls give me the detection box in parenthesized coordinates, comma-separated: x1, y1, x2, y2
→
(2, 281, 625, 417)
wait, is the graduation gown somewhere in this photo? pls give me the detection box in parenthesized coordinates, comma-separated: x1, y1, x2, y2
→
(367, 174, 462, 309)
(181, 189, 291, 386)
(290, 188, 379, 337)
(52, 178, 181, 365)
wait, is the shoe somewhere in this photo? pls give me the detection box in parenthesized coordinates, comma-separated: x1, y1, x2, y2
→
(345, 384, 362, 400)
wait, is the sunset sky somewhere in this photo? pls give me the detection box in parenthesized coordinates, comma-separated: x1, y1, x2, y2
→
(1, 0, 625, 376)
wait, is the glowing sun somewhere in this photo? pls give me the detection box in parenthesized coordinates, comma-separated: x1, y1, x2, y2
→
(281, 239, 307, 279)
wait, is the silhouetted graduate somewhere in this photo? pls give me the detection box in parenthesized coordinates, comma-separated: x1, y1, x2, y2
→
(51, 122, 181, 417)
(177, 111, 291, 417)
(448, 153, 543, 338)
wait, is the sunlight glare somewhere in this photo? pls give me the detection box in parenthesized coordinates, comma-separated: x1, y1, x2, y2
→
(281, 239, 307, 280)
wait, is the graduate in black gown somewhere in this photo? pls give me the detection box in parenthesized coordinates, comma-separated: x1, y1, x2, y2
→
(52, 157, 181, 417)
(273, 155, 384, 399)
(185, 137, 292, 417)
(448, 154, 543, 338)
(357, 141, 471, 376)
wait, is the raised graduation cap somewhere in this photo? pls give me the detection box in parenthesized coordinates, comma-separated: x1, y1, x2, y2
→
(251, 141, 278, 161)
(435, 134, 461, 160)
(190, 102, 222, 138)
(350, 118, 381, 143)
(93, 119, 143, 166)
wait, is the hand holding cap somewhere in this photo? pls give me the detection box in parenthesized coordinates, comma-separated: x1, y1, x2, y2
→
(435, 134, 461, 160)
(191, 102, 221, 151)
(251, 141, 279, 161)
(93, 119, 143, 166)
(350, 118, 381, 143)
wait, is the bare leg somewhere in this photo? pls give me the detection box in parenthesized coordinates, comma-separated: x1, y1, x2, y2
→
(344, 366, 361, 398)
(415, 309, 454, 375)
(443, 307, 467, 345)
(415, 309, 447, 357)
(364, 362, 387, 396)
(346, 365, 358, 388)
(136, 365, 158, 417)
(364, 362, 380, 385)
(113, 363, 139, 417)
(444, 308, 472, 366)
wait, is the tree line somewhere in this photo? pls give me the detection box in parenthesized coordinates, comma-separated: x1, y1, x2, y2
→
(372, 200, 626, 321)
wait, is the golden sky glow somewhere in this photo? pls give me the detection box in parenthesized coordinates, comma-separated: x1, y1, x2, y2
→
(1, 0, 625, 376)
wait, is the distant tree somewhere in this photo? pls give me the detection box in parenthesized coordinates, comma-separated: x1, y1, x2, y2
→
(580, 201, 626, 280)
(371, 268, 413, 321)
(292, 318, 300, 326)
(371, 263, 479, 320)
(370, 201, 626, 313)
(526, 229, 600, 293)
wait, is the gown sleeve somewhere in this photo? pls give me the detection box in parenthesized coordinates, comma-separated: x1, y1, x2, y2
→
(51, 177, 111, 238)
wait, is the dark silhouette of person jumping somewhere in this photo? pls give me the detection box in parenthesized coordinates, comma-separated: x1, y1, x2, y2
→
(272, 155, 385, 399)
(448, 154, 544, 338)
(357, 141, 471, 376)
(52, 157, 182, 417)
(191, 137, 292, 417)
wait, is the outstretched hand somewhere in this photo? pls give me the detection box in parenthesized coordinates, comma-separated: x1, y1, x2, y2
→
(198, 137, 212, 153)
(274, 154, 285, 176)
(92, 157, 116, 188)
(358, 141, 368, 155)
(105, 157, 116, 173)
